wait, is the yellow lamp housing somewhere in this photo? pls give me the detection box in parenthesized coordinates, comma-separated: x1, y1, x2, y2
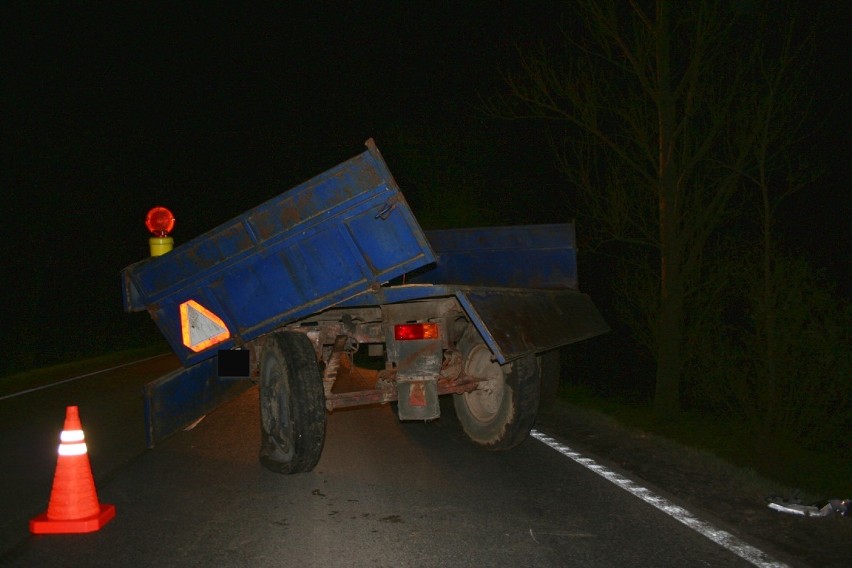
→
(149, 236, 174, 257)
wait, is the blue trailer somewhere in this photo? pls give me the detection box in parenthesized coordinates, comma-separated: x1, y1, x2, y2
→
(122, 139, 608, 473)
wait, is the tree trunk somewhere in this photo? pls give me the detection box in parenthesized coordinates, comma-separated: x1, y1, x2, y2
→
(759, 152, 778, 435)
(655, 267, 684, 417)
(653, 0, 683, 417)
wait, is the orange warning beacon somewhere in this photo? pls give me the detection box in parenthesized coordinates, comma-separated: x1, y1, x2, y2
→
(146, 206, 175, 257)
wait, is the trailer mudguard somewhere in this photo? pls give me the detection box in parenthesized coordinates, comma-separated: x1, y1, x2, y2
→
(454, 288, 609, 364)
(337, 285, 609, 364)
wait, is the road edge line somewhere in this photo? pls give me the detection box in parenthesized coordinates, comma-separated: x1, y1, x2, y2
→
(530, 429, 790, 568)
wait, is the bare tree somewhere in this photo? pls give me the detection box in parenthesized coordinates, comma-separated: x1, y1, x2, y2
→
(486, 0, 808, 416)
(742, 20, 815, 433)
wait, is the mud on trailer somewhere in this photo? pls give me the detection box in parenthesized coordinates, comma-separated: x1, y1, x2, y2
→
(121, 139, 608, 473)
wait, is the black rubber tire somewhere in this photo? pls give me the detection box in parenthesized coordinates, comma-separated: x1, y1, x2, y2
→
(452, 330, 541, 450)
(259, 331, 326, 474)
(538, 349, 562, 410)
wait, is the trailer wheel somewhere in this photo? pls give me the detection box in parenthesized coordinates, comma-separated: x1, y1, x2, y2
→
(259, 332, 326, 474)
(452, 334, 541, 450)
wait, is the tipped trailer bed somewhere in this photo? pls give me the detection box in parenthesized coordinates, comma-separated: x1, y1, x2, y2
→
(121, 139, 608, 473)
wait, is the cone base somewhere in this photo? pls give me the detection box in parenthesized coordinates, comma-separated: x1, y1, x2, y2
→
(30, 503, 116, 534)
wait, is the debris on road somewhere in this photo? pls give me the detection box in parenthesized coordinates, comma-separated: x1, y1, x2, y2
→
(766, 492, 849, 517)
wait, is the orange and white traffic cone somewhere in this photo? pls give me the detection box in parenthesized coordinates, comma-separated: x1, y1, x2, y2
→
(30, 406, 116, 534)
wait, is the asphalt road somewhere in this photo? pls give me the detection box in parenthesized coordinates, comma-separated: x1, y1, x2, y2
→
(1, 356, 770, 567)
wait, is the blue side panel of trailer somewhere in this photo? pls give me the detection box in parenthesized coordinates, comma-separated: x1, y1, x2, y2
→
(408, 224, 578, 290)
(121, 140, 435, 367)
(142, 357, 252, 448)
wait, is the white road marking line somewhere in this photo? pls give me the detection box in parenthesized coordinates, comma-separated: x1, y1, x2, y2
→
(0, 353, 171, 402)
(530, 429, 790, 568)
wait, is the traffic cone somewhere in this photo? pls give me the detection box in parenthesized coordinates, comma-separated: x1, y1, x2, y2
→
(30, 406, 116, 534)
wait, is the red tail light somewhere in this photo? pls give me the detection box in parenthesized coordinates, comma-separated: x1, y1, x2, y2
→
(394, 323, 439, 341)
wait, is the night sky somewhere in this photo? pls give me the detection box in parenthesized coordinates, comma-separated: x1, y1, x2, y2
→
(2, 2, 848, 374)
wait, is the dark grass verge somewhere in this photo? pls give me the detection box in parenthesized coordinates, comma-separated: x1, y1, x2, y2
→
(558, 384, 851, 500)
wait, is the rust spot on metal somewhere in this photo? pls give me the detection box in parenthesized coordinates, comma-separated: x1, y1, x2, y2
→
(408, 382, 427, 407)
(325, 389, 392, 409)
(279, 204, 302, 229)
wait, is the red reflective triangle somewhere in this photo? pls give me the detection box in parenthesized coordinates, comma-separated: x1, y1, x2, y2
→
(179, 300, 230, 352)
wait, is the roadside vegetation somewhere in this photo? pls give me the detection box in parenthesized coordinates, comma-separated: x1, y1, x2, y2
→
(486, 0, 850, 499)
(555, 244, 850, 499)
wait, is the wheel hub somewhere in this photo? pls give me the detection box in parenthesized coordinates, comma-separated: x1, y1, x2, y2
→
(462, 345, 505, 423)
